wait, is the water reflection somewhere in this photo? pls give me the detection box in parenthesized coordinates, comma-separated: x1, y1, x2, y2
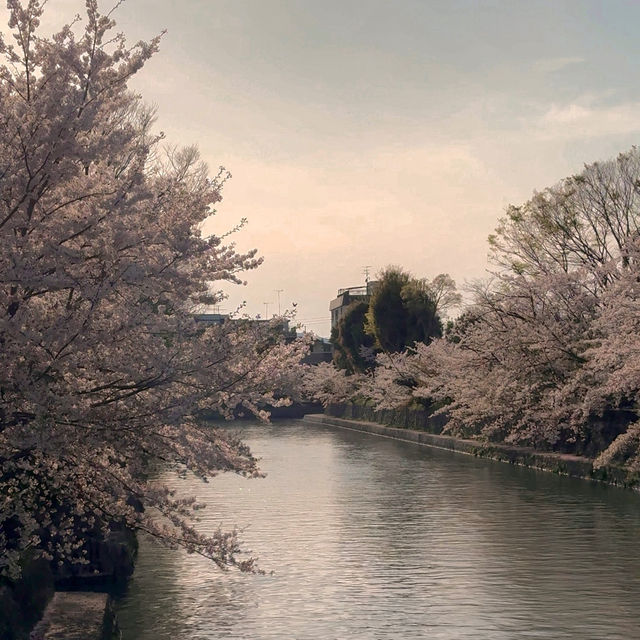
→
(116, 420, 640, 639)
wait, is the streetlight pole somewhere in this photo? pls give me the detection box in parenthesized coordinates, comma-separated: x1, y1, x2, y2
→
(274, 289, 283, 316)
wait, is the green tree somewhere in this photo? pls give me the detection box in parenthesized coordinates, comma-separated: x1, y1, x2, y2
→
(401, 278, 443, 346)
(365, 267, 446, 353)
(365, 267, 411, 352)
(331, 302, 375, 373)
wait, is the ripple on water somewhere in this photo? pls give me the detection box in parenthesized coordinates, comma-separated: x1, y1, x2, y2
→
(115, 420, 640, 640)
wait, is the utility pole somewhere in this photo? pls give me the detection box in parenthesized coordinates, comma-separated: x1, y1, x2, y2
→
(274, 289, 283, 316)
(263, 302, 270, 319)
(363, 265, 372, 284)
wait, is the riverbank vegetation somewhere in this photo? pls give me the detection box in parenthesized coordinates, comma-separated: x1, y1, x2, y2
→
(0, 0, 308, 583)
(306, 148, 640, 480)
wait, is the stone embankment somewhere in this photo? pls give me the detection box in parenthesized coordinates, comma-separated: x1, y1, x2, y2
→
(304, 413, 634, 488)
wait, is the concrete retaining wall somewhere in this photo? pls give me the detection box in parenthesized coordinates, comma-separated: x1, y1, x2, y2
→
(304, 413, 634, 488)
(326, 402, 448, 434)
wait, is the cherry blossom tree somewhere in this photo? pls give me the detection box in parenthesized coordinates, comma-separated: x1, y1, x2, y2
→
(0, 0, 308, 578)
(301, 362, 362, 408)
(318, 149, 640, 474)
(411, 151, 640, 456)
(563, 236, 640, 468)
(355, 351, 415, 410)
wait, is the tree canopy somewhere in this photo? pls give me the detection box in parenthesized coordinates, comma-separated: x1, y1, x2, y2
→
(330, 301, 375, 374)
(0, 0, 306, 578)
(329, 268, 457, 378)
(364, 267, 450, 353)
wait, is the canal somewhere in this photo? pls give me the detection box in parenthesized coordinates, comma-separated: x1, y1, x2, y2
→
(115, 419, 640, 639)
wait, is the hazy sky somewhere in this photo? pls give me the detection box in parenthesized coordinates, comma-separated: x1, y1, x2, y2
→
(8, 1, 640, 335)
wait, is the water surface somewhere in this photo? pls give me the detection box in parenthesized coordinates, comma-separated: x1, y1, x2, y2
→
(116, 420, 640, 639)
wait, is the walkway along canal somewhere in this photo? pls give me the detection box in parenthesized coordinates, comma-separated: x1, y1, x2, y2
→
(115, 419, 640, 639)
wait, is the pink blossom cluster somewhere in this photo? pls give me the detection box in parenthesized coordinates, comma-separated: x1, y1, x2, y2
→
(0, 1, 308, 578)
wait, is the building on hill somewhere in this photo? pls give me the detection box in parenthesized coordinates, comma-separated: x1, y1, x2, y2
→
(330, 280, 378, 330)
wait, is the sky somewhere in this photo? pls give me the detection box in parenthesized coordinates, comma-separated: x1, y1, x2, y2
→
(6, 0, 640, 336)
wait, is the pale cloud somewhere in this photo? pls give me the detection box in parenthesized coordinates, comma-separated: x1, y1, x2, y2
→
(532, 56, 585, 75)
(4, 2, 640, 336)
(536, 100, 640, 139)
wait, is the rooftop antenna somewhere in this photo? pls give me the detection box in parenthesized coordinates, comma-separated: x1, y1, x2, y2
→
(274, 289, 283, 316)
(363, 265, 372, 284)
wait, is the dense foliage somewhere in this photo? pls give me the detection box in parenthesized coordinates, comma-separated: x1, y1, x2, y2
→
(330, 301, 374, 374)
(0, 0, 307, 578)
(330, 268, 457, 376)
(365, 267, 445, 352)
